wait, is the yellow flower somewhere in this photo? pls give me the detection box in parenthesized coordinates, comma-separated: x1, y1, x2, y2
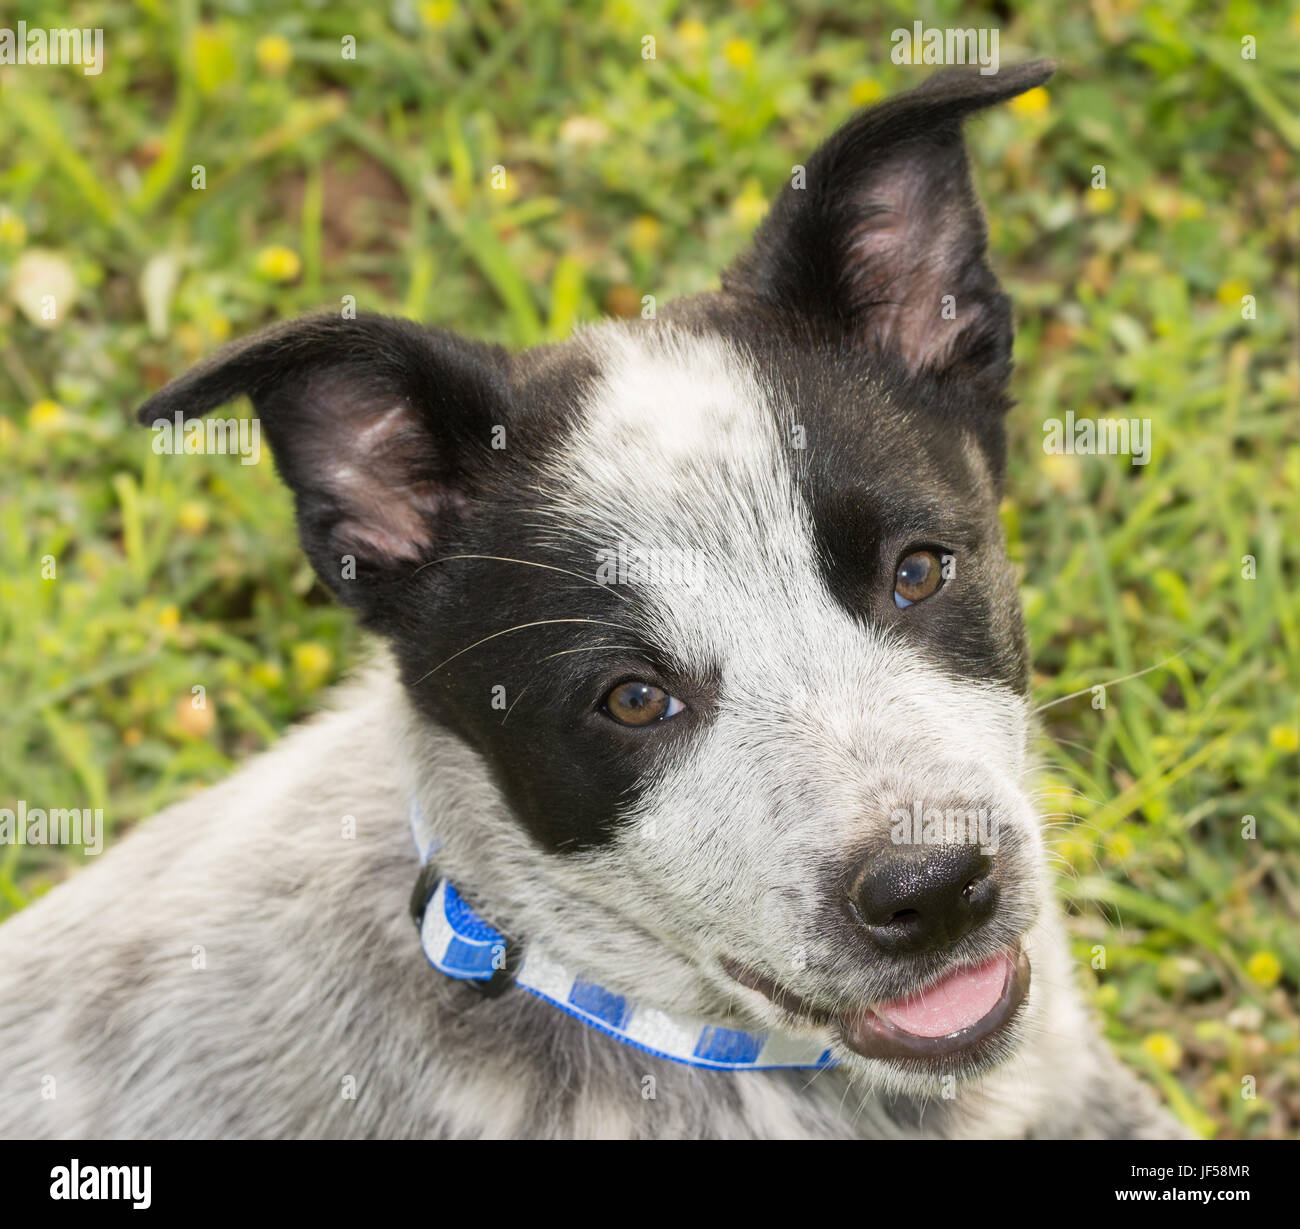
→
(0, 207, 26, 247)
(1106, 832, 1134, 863)
(1246, 950, 1282, 990)
(27, 399, 65, 433)
(730, 180, 768, 231)
(1269, 724, 1299, 753)
(255, 34, 293, 76)
(629, 215, 661, 253)
(1141, 1032, 1183, 1070)
(1217, 277, 1249, 307)
(157, 604, 181, 631)
(420, 0, 456, 26)
(256, 245, 302, 283)
(1040, 450, 1081, 496)
(204, 312, 231, 342)
(1086, 187, 1115, 214)
(722, 38, 755, 70)
(676, 18, 708, 50)
(176, 501, 209, 534)
(1056, 838, 1094, 870)
(849, 78, 884, 106)
(251, 660, 285, 690)
(1009, 87, 1049, 117)
(292, 642, 333, 690)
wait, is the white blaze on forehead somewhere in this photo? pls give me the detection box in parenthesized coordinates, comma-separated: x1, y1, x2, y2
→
(546, 323, 823, 637)
(568, 324, 780, 458)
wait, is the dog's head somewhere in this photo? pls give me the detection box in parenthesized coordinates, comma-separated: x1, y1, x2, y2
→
(140, 62, 1056, 1093)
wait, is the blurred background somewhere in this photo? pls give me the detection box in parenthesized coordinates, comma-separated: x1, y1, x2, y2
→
(0, 0, 1296, 1137)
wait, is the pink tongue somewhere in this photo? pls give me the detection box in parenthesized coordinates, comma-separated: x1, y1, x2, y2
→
(874, 953, 1011, 1038)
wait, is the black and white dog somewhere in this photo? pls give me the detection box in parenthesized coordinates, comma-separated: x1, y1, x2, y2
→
(0, 61, 1185, 1138)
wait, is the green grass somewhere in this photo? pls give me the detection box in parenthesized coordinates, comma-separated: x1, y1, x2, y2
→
(1, 0, 1297, 1138)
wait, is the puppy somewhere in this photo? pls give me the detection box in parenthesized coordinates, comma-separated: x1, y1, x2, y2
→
(0, 60, 1186, 1139)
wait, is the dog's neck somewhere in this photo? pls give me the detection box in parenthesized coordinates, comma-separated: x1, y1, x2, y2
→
(406, 791, 838, 1071)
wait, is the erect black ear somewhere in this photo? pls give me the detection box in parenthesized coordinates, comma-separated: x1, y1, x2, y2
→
(136, 313, 508, 619)
(724, 60, 1055, 390)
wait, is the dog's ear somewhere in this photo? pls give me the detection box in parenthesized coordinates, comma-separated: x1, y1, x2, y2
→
(724, 60, 1054, 390)
(136, 313, 508, 621)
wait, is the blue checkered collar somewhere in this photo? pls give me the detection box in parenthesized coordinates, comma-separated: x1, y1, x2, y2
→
(408, 800, 837, 1072)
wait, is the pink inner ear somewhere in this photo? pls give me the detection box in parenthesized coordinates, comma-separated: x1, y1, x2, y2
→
(330, 497, 431, 565)
(317, 398, 444, 566)
(844, 153, 987, 374)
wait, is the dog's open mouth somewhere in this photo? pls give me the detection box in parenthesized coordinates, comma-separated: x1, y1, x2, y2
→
(724, 947, 1030, 1064)
(838, 948, 1030, 1061)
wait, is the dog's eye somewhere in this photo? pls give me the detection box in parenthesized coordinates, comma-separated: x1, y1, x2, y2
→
(603, 681, 685, 727)
(894, 549, 945, 608)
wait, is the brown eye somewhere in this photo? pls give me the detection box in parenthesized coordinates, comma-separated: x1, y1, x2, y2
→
(894, 549, 945, 608)
(604, 681, 685, 727)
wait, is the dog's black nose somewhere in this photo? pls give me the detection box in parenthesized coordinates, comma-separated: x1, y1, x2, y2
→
(852, 846, 996, 955)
